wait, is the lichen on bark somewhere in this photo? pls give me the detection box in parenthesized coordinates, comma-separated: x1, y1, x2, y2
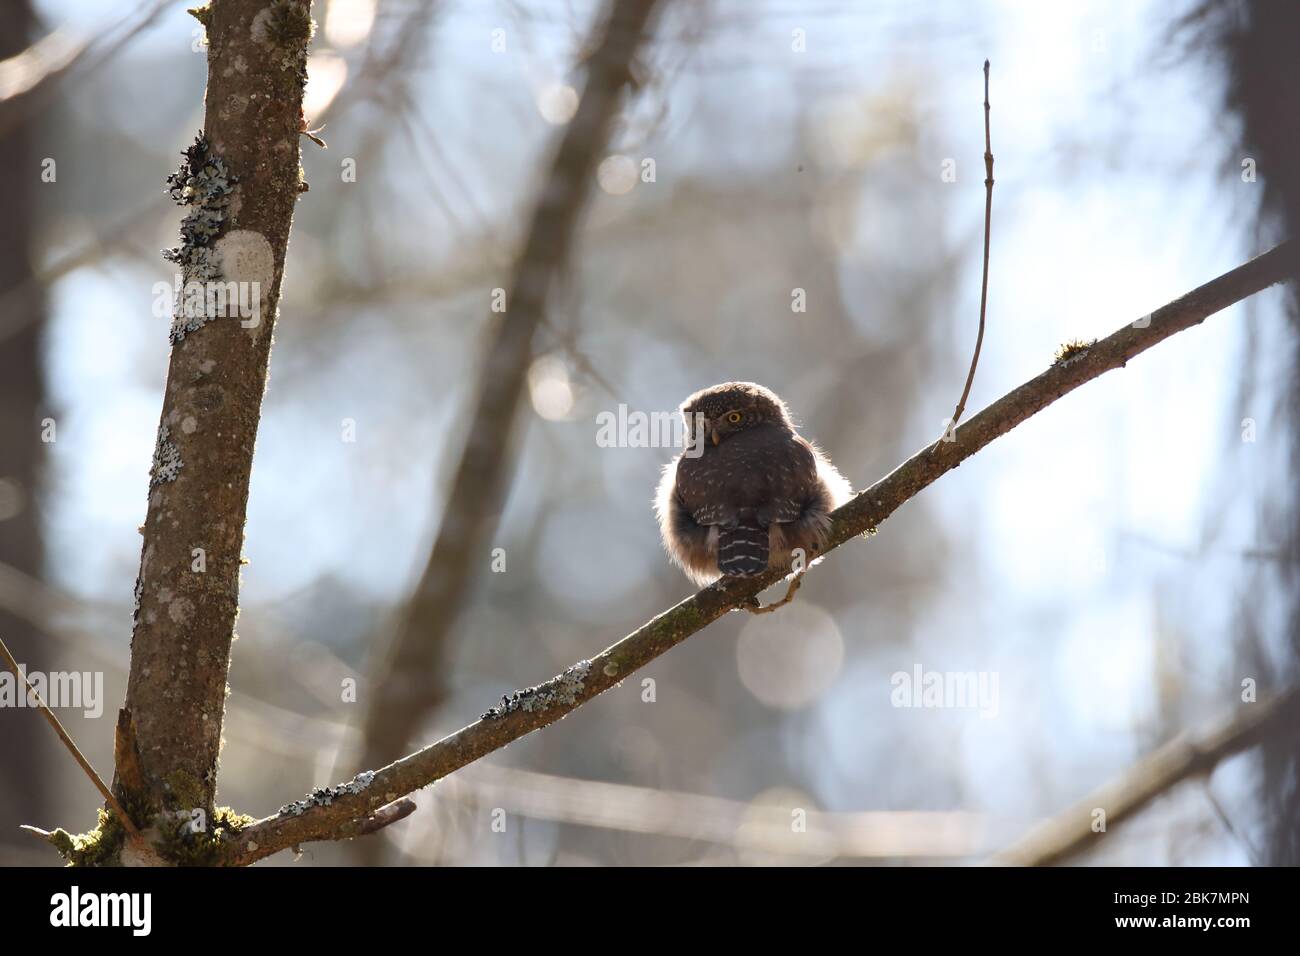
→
(163, 133, 238, 341)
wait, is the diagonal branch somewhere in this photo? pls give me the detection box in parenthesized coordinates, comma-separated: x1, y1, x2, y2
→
(223, 240, 1298, 865)
(996, 685, 1300, 866)
(0, 634, 142, 843)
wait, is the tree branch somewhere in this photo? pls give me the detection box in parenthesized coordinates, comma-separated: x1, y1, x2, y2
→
(997, 685, 1300, 866)
(120, 0, 315, 822)
(221, 240, 1298, 865)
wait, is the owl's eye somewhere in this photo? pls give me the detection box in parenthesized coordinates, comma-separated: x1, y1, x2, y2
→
(726, 411, 743, 424)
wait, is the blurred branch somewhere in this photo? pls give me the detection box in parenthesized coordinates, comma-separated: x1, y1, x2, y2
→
(0, 558, 361, 739)
(312, 0, 439, 131)
(394, 88, 625, 402)
(1202, 779, 1262, 865)
(997, 685, 1300, 866)
(0, 0, 168, 140)
(201, 678, 994, 858)
(352, 0, 663, 807)
(0, 203, 162, 346)
(0, 29, 85, 103)
(0, 3, 437, 347)
(223, 240, 1299, 865)
(451, 764, 990, 860)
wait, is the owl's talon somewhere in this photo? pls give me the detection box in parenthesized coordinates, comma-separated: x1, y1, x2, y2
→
(742, 570, 806, 615)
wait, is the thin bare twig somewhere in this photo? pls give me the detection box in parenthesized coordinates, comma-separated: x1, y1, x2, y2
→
(943, 58, 994, 440)
(1202, 779, 1262, 866)
(221, 240, 1299, 866)
(0, 202, 162, 347)
(336, 798, 418, 838)
(0, 633, 142, 842)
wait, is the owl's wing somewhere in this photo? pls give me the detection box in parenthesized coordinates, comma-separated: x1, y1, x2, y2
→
(687, 499, 733, 527)
(759, 434, 822, 524)
(766, 497, 806, 523)
(673, 455, 733, 527)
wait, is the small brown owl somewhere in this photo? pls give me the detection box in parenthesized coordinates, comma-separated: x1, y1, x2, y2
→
(655, 381, 851, 586)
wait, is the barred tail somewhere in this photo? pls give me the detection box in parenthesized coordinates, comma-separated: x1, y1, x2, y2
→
(717, 514, 769, 577)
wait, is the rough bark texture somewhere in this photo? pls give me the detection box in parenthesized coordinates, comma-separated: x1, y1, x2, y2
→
(222, 241, 1297, 866)
(120, 0, 311, 821)
(355, 0, 661, 797)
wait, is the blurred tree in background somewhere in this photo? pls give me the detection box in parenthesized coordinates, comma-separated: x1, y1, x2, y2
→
(0, 0, 52, 859)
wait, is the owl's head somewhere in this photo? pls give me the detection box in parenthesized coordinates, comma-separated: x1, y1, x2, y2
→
(680, 381, 792, 448)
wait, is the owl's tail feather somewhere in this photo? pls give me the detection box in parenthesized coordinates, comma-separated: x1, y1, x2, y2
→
(718, 515, 769, 577)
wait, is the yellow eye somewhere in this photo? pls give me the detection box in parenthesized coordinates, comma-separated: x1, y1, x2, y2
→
(726, 411, 743, 424)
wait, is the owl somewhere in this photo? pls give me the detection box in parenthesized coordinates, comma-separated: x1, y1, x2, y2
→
(655, 381, 852, 586)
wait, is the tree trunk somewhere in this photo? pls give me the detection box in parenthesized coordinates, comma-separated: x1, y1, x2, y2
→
(116, 0, 312, 840)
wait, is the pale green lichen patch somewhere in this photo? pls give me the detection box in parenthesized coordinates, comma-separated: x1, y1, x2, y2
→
(482, 660, 592, 719)
(163, 769, 206, 812)
(149, 422, 183, 486)
(187, 4, 211, 52)
(163, 134, 238, 342)
(46, 809, 127, 867)
(164, 134, 236, 280)
(186, 4, 212, 29)
(251, 0, 315, 79)
(155, 806, 254, 867)
(48, 800, 255, 867)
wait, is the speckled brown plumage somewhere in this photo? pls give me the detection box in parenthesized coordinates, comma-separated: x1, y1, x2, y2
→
(655, 382, 851, 586)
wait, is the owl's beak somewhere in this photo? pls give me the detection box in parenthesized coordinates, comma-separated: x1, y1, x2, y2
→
(710, 427, 720, 446)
